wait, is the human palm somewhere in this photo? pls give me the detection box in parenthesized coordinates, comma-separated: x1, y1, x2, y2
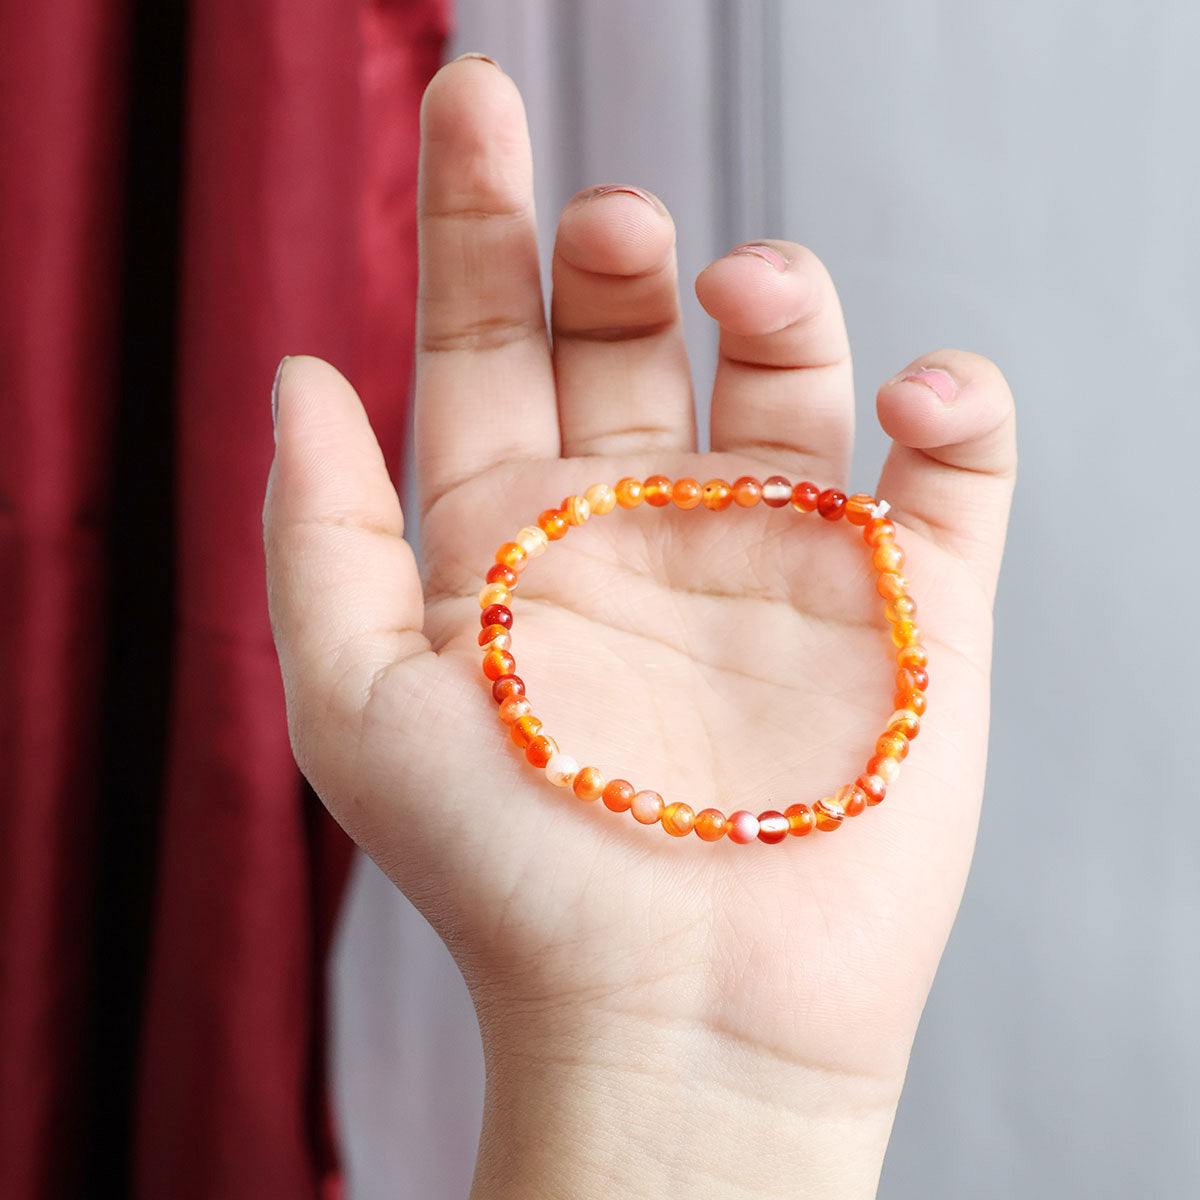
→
(265, 57, 1015, 1186)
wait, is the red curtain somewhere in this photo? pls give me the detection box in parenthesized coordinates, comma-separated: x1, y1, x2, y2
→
(0, 1, 448, 1196)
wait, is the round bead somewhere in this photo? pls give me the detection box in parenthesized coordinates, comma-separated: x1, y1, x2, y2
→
(516, 525, 549, 556)
(482, 648, 516, 680)
(671, 478, 702, 509)
(602, 779, 636, 812)
(491, 675, 525, 703)
(863, 518, 895, 547)
(896, 666, 929, 693)
(835, 784, 868, 817)
(873, 542, 905, 573)
(478, 623, 511, 649)
(817, 489, 846, 520)
(495, 542, 528, 571)
(731, 477, 762, 507)
(479, 581, 512, 609)
(857, 774, 887, 805)
(497, 695, 532, 724)
(561, 495, 591, 525)
(757, 810, 789, 843)
(584, 483, 617, 515)
(537, 509, 569, 540)
(643, 475, 672, 506)
(693, 808, 729, 840)
(784, 803, 816, 836)
(813, 798, 845, 831)
(510, 714, 543, 748)
(702, 479, 733, 510)
(480, 603, 513, 630)
(897, 644, 929, 670)
(573, 766, 606, 802)
(876, 573, 909, 600)
(630, 790, 665, 824)
(845, 494, 876, 525)
(866, 755, 901, 783)
(761, 476, 792, 507)
(890, 621, 921, 649)
(884, 595, 917, 623)
(726, 810, 760, 843)
(486, 563, 518, 589)
(526, 735, 558, 768)
(662, 802, 696, 836)
(545, 753, 579, 787)
(790, 481, 820, 512)
(887, 709, 921, 740)
(615, 477, 644, 507)
(876, 730, 909, 762)
(897, 689, 928, 716)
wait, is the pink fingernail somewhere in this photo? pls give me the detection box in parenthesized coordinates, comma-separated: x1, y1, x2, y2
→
(902, 368, 957, 405)
(728, 242, 788, 272)
(586, 184, 657, 205)
(453, 52, 500, 67)
(271, 355, 289, 441)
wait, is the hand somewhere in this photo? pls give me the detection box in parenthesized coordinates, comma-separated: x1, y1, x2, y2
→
(264, 58, 1016, 1199)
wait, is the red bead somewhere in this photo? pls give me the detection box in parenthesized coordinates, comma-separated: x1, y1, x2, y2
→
(761, 476, 791, 507)
(480, 604, 512, 630)
(784, 803, 815, 836)
(491, 675, 525, 703)
(525, 735, 558, 768)
(486, 563, 518, 589)
(817, 489, 846, 520)
(726, 810, 760, 843)
(602, 779, 636, 812)
(702, 480, 733, 510)
(732, 477, 762, 507)
(790, 481, 820, 512)
(756, 811, 789, 843)
(643, 475, 672, 506)
(671, 478, 702, 509)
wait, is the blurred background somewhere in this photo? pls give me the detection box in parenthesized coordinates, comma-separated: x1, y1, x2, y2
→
(3, 1, 1196, 1198)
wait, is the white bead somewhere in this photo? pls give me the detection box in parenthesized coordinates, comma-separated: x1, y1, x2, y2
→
(515, 525, 548, 556)
(544, 753, 579, 787)
(887, 708, 920, 727)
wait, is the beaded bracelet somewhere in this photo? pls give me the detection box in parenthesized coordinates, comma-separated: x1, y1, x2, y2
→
(478, 475, 928, 845)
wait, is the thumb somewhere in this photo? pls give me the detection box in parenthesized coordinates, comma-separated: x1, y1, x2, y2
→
(264, 354, 429, 799)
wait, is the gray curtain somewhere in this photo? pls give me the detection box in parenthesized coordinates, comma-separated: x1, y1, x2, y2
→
(333, 3, 1200, 1196)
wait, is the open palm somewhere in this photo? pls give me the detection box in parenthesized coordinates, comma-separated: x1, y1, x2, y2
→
(265, 57, 1015, 1188)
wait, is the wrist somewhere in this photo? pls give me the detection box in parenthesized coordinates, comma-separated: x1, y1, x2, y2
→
(469, 1007, 903, 1200)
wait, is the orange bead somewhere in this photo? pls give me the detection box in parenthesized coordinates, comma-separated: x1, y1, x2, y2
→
(897, 644, 928, 670)
(757, 810, 789, 843)
(491, 675, 525, 703)
(791, 481, 820, 512)
(495, 542, 528, 571)
(561, 495, 591, 525)
(525, 734, 558, 768)
(602, 779, 636, 812)
(643, 475, 672, 506)
(630, 790, 664, 823)
(485, 563, 518, 589)
(896, 666, 929, 693)
(584, 483, 617, 515)
(761, 476, 791, 507)
(702, 479, 733, 510)
(538, 509, 569, 540)
(876, 731, 909, 762)
(662, 802, 696, 836)
(876, 572, 909, 600)
(510, 714, 543, 748)
(835, 784, 868, 817)
(813, 798, 844, 831)
(863, 518, 895, 547)
(873, 542, 905, 573)
(856, 774, 887, 805)
(478, 623, 511, 650)
(615, 477, 644, 507)
(866, 754, 901, 783)
(845, 494, 876, 525)
(891, 620, 921, 649)
(887, 709, 921, 740)
(732, 476, 762, 506)
(817, 489, 846, 520)
(897, 689, 927, 716)
(693, 808, 729, 840)
(482, 648, 516, 680)
(497, 695, 532, 725)
(726, 810, 760, 843)
(671, 478, 702, 509)
(479, 581, 512, 609)
(784, 803, 815, 836)
(573, 766, 606, 802)
(884, 595, 917, 623)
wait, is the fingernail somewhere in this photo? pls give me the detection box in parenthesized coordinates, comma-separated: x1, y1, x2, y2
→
(728, 242, 789, 272)
(453, 52, 500, 68)
(901, 367, 957, 405)
(271, 356, 289, 440)
(585, 184, 657, 206)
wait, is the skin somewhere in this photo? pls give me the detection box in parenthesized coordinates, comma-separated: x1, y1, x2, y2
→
(264, 57, 1016, 1199)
